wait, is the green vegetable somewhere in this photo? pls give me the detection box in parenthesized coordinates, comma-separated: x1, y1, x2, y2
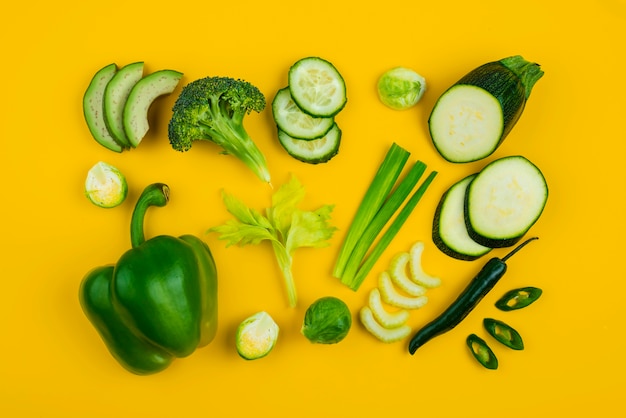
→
(333, 143, 410, 280)
(333, 143, 437, 290)
(83, 63, 183, 152)
(360, 305, 412, 343)
(168, 76, 271, 184)
(79, 183, 218, 375)
(277, 123, 342, 164)
(465, 156, 548, 248)
(124, 69, 183, 148)
(84, 161, 128, 208)
(466, 334, 498, 370)
(483, 318, 524, 350)
(408, 237, 538, 354)
(349, 170, 437, 290)
(83, 63, 124, 153)
(301, 296, 352, 344)
(377, 67, 426, 110)
(288, 57, 347, 117)
(428, 55, 544, 163)
(209, 175, 336, 308)
(103, 61, 144, 148)
(236, 311, 279, 360)
(432, 173, 492, 260)
(495, 286, 543, 311)
(272, 87, 334, 140)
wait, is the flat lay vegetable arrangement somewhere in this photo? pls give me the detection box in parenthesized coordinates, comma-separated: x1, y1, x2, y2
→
(79, 55, 548, 374)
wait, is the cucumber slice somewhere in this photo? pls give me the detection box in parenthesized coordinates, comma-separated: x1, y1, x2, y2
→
(428, 56, 543, 163)
(465, 155, 548, 248)
(85, 161, 128, 208)
(272, 87, 334, 139)
(277, 123, 341, 164)
(103, 61, 144, 148)
(123, 69, 183, 147)
(288, 57, 347, 117)
(83, 63, 124, 153)
(432, 174, 492, 260)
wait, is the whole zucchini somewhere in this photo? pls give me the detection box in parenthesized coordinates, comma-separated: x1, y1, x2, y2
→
(428, 56, 544, 163)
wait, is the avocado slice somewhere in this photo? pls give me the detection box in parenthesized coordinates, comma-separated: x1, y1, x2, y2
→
(83, 63, 124, 153)
(103, 61, 144, 148)
(123, 69, 183, 148)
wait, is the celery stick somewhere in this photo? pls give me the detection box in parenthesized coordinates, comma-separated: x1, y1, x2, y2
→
(340, 161, 426, 286)
(332, 143, 410, 279)
(350, 171, 438, 291)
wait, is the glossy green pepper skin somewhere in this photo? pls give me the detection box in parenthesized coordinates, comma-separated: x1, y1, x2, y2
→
(79, 183, 218, 375)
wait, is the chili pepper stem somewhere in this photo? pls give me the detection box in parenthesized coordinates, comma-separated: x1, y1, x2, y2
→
(501, 237, 538, 263)
(130, 183, 170, 248)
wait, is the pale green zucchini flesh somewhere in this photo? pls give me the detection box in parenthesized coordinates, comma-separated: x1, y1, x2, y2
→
(429, 85, 504, 163)
(465, 155, 548, 248)
(432, 174, 492, 260)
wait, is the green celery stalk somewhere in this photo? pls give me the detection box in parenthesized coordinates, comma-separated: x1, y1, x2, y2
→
(340, 161, 427, 288)
(350, 170, 438, 291)
(332, 143, 410, 279)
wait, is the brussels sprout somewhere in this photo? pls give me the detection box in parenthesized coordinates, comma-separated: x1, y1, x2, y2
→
(235, 311, 279, 360)
(377, 67, 426, 110)
(301, 296, 352, 344)
(85, 161, 128, 208)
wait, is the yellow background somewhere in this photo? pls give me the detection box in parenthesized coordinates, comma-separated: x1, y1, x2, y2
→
(2, 0, 625, 416)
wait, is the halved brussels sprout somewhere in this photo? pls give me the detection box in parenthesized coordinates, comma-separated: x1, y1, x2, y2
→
(85, 161, 128, 208)
(235, 311, 279, 360)
(377, 67, 426, 110)
(301, 296, 352, 344)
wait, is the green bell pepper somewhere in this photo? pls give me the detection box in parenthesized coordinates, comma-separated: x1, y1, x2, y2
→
(79, 183, 218, 375)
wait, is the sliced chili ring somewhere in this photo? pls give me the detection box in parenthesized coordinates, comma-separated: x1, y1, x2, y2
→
(483, 318, 524, 350)
(466, 334, 498, 370)
(495, 286, 542, 311)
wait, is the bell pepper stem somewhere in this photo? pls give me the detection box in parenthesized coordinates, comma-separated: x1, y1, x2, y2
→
(130, 183, 170, 248)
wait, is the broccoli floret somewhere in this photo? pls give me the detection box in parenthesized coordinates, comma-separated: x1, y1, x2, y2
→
(168, 76, 271, 184)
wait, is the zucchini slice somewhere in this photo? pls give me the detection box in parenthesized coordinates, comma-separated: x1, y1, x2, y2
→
(83, 63, 124, 153)
(277, 123, 341, 164)
(123, 69, 183, 147)
(288, 57, 347, 117)
(465, 155, 548, 248)
(103, 61, 144, 148)
(428, 56, 543, 163)
(271, 87, 334, 140)
(432, 174, 492, 260)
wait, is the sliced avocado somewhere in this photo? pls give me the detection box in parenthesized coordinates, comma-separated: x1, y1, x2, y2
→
(123, 69, 183, 147)
(83, 63, 124, 153)
(103, 61, 144, 148)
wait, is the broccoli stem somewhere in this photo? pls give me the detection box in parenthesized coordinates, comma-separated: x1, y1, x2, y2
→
(271, 241, 297, 308)
(201, 113, 271, 184)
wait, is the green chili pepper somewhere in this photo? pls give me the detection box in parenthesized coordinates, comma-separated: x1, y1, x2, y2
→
(466, 334, 498, 370)
(495, 286, 542, 311)
(408, 237, 538, 354)
(483, 318, 524, 350)
(79, 183, 218, 375)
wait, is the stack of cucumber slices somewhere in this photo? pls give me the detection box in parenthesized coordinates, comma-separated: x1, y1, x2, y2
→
(272, 57, 347, 164)
(83, 62, 183, 152)
(432, 155, 548, 260)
